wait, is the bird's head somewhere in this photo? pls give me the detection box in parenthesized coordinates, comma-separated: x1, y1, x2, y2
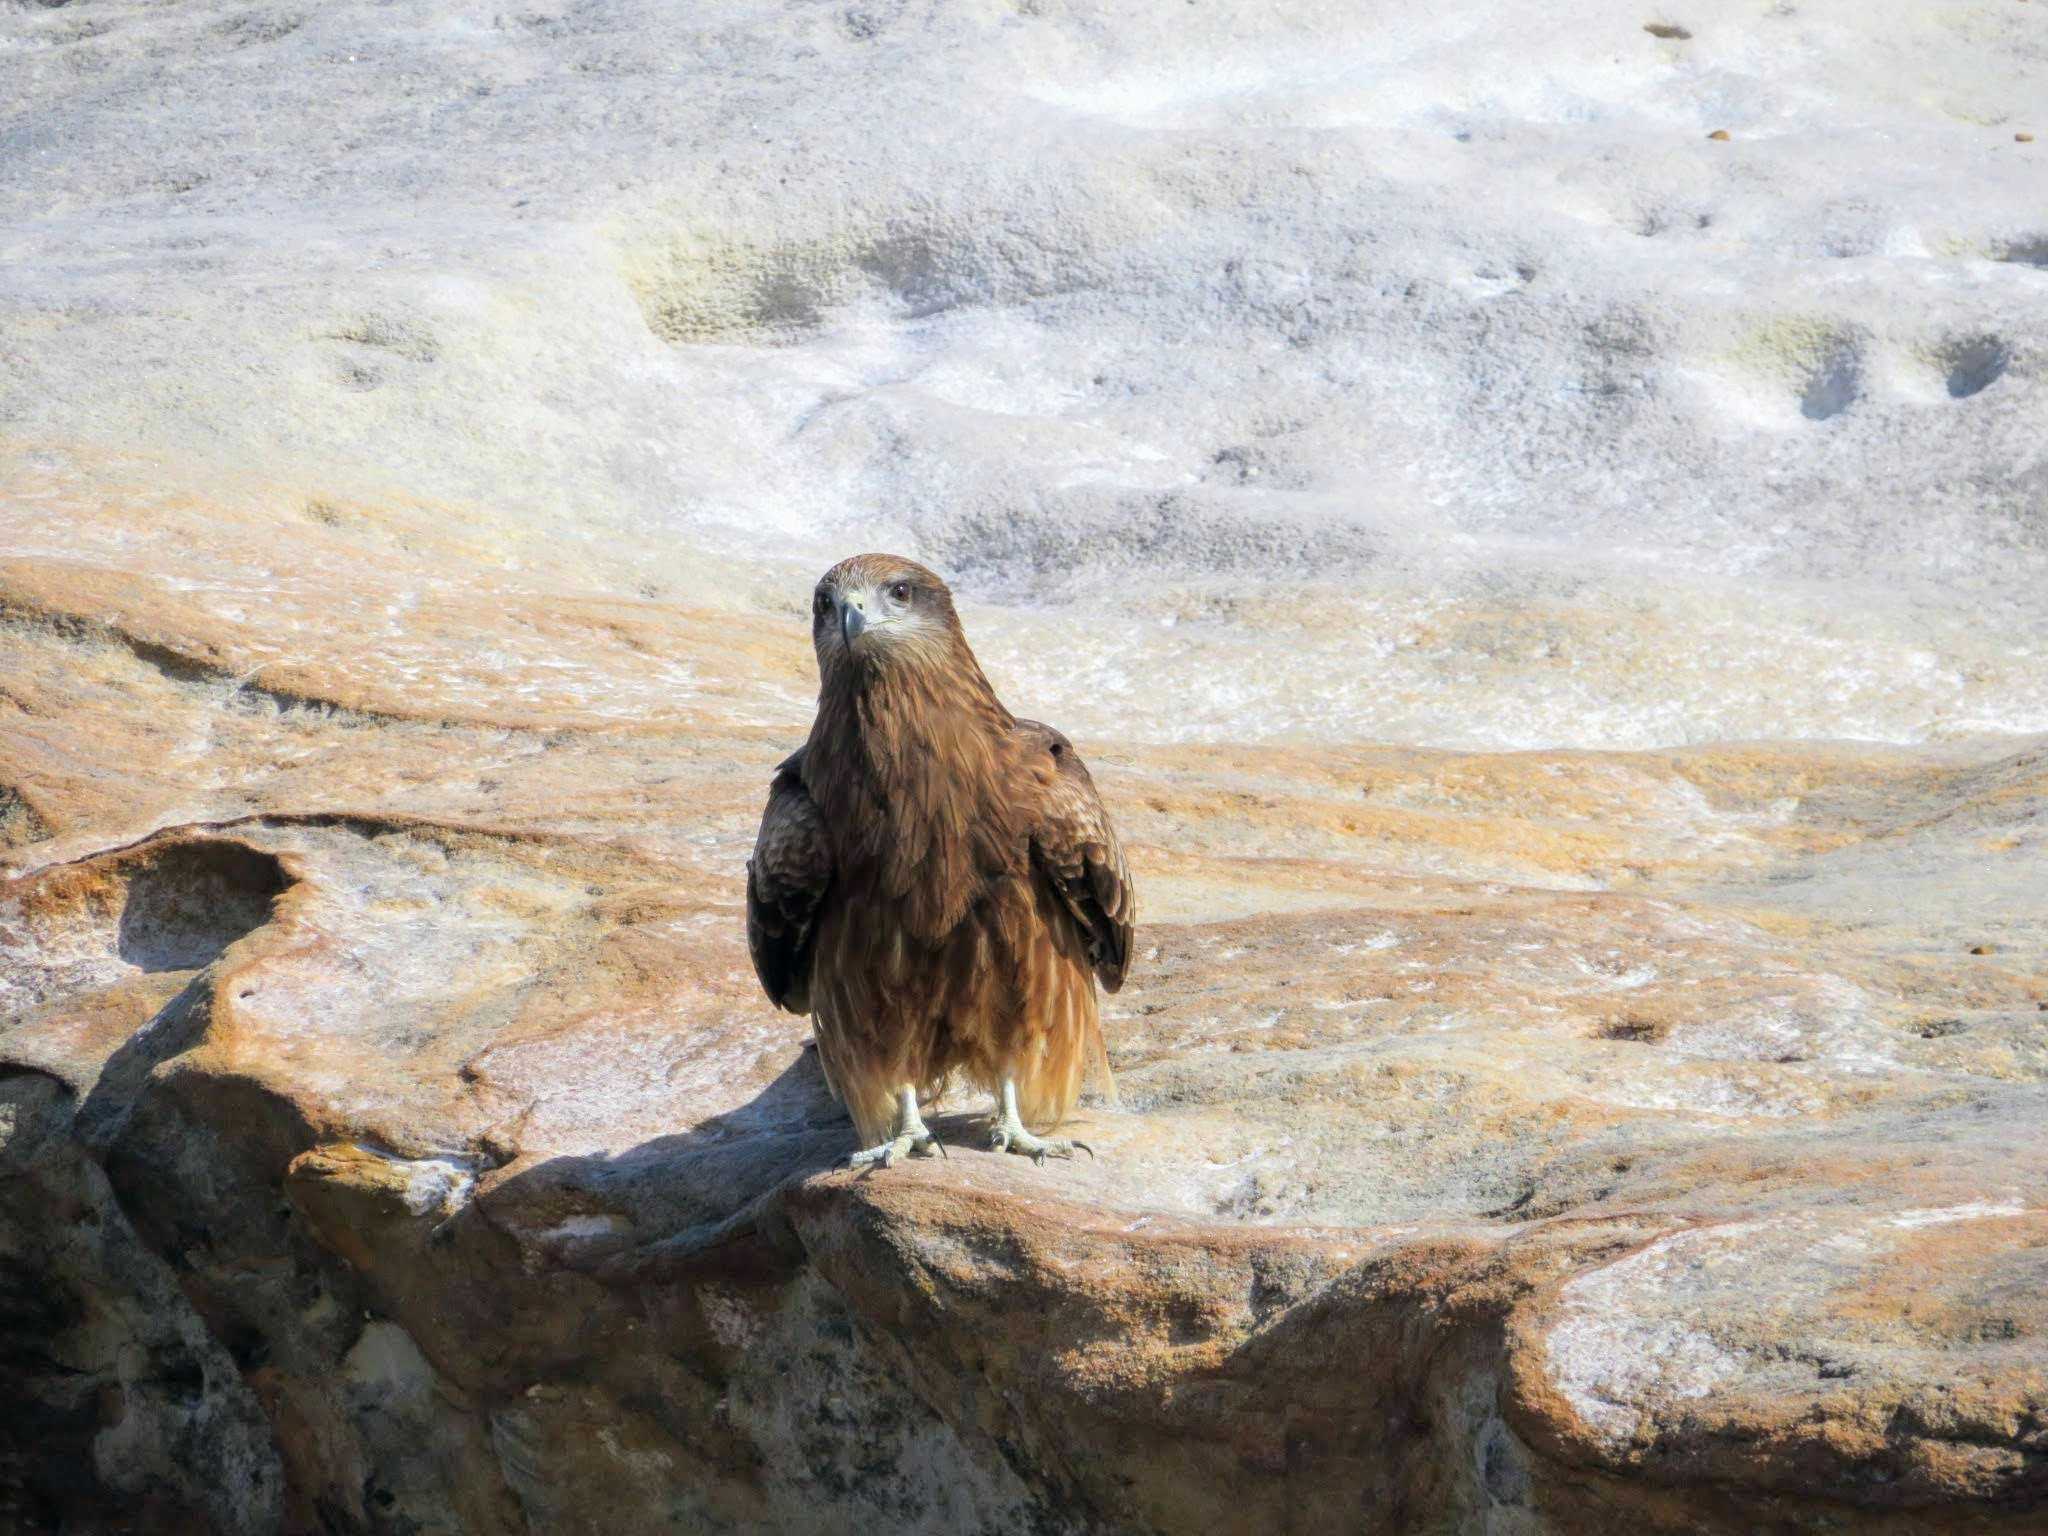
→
(811, 553, 963, 678)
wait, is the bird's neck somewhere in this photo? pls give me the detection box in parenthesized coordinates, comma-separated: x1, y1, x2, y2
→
(806, 645, 1020, 931)
(815, 645, 1011, 789)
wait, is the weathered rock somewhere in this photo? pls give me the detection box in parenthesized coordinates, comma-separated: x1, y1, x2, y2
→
(5, 0, 2048, 1530)
(2, 501, 2044, 1530)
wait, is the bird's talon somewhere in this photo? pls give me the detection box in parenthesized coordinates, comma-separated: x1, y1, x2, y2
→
(986, 1094, 1096, 1168)
(849, 1129, 933, 1170)
(847, 1086, 948, 1171)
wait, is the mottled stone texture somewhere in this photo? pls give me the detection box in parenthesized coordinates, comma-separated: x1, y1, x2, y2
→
(1, 492, 2043, 1531)
(5, 0, 2048, 1528)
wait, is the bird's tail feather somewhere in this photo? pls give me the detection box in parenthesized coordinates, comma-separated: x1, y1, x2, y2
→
(1078, 1013, 1119, 1109)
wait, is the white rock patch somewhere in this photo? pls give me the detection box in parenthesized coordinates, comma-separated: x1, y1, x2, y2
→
(1545, 1223, 1764, 1448)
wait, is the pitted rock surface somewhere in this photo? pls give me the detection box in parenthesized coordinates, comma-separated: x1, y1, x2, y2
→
(4, 0, 2047, 1531)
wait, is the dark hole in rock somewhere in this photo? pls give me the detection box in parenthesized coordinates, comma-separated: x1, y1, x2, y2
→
(1600, 1016, 1667, 1043)
(221, 1320, 269, 1372)
(1799, 349, 1861, 420)
(1944, 336, 2010, 399)
(153, 1348, 207, 1408)
(115, 841, 288, 972)
(1989, 236, 2048, 268)
(0, 784, 51, 849)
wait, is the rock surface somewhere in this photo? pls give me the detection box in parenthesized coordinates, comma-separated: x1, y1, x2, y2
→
(3, 1, 2047, 1533)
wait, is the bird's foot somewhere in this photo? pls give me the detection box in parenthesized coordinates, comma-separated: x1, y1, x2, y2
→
(987, 1120, 1093, 1165)
(846, 1085, 946, 1170)
(846, 1129, 943, 1169)
(987, 1075, 1094, 1166)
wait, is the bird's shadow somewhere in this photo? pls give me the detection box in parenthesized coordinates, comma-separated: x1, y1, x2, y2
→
(473, 1044, 990, 1281)
(74, 971, 214, 1153)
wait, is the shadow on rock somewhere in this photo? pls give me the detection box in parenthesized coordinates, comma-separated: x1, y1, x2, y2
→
(114, 839, 288, 973)
(72, 971, 215, 1152)
(464, 1045, 972, 1285)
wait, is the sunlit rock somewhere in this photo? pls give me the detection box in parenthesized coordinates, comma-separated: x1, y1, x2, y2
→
(3, 0, 2045, 1530)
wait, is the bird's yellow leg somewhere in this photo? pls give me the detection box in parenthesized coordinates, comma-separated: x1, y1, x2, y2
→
(988, 1077, 1092, 1164)
(847, 1083, 945, 1169)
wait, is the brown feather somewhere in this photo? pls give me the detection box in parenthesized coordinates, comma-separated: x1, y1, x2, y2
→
(744, 749, 832, 1015)
(744, 554, 1139, 1147)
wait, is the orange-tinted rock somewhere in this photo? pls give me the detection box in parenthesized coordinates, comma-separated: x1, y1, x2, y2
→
(4, 468, 2046, 1533)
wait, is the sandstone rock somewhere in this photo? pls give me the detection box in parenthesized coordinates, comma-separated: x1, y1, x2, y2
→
(4, 0, 2047, 1531)
(3, 506, 2044, 1529)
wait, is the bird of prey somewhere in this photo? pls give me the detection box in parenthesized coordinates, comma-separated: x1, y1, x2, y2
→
(746, 554, 1135, 1168)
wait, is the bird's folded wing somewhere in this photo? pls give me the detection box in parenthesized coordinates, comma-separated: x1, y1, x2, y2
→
(1028, 733, 1136, 994)
(746, 750, 834, 1014)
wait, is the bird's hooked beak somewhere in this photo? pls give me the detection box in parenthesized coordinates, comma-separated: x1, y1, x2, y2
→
(837, 590, 868, 647)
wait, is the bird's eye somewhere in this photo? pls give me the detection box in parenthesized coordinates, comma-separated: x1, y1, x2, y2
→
(813, 590, 830, 616)
(889, 581, 912, 603)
